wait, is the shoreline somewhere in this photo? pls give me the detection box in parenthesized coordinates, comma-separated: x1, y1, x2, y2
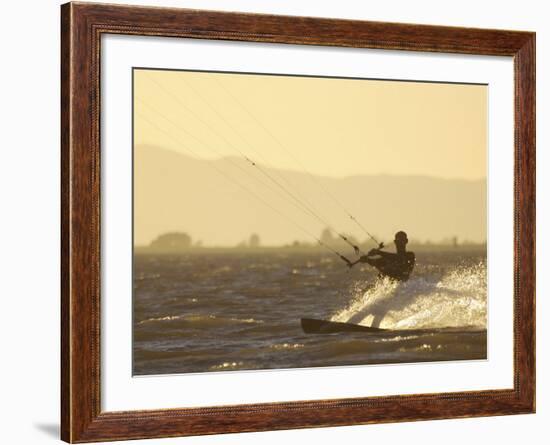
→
(134, 245, 487, 255)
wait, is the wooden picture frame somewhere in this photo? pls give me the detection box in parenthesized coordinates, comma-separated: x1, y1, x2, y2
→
(61, 2, 535, 442)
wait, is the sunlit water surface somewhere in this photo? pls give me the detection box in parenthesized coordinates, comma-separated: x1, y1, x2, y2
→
(133, 250, 486, 375)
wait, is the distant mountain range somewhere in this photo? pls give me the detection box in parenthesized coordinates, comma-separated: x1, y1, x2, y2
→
(134, 145, 486, 247)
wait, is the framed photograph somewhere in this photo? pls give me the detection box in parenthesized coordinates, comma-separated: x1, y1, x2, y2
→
(61, 2, 535, 442)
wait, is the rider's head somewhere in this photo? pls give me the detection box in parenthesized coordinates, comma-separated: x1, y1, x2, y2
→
(394, 231, 408, 251)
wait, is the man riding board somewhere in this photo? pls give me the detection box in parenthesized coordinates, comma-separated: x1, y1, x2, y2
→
(349, 231, 415, 281)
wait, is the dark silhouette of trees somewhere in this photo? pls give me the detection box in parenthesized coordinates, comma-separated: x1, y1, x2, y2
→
(249, 233, 261, 248)
(150, 232, 192, 250)
(320, 228, 334, 245)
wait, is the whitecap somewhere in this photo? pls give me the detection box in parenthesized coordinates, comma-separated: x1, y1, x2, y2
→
(330, 262, 487, 330)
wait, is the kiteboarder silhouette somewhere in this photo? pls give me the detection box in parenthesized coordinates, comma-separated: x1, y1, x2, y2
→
(348, 231, 415, 281)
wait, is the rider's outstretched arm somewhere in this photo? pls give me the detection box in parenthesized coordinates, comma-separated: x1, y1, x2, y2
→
(350, 255, 375, 267)
(370, 249, 396, 259)
(349, 251, 393, 269)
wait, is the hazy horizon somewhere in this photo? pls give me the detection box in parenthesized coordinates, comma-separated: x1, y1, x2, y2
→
(137, 144, 488, 183)
(134, 144, 486, 247)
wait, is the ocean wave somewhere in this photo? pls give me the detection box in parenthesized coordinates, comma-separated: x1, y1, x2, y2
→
(269, 343, 305, 350)
(137, 314, 263, 326)
(372, 335, 420, 343)
(135, 273, 161, 281)
(209, 361, 245, 371)
(137, 315, 181, 324)
(330, 262, 487, 330)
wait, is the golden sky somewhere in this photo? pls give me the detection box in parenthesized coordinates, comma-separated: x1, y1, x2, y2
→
(134, 68, 486, 180)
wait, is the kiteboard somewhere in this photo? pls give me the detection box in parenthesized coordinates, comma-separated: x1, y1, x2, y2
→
(301, 318, 487, 336)
(300, 318, 386, 334)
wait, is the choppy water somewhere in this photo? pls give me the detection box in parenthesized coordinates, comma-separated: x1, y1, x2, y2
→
(133, 249, 486, 375)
